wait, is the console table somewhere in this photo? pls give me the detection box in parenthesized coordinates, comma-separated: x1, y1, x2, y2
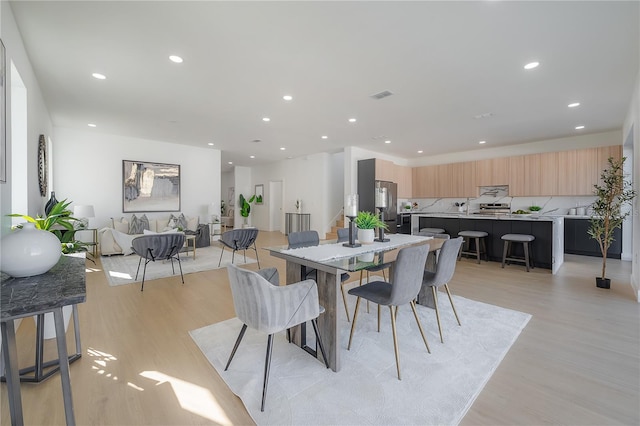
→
(285, 213, 311, 235)
(1, 254, 87, 426)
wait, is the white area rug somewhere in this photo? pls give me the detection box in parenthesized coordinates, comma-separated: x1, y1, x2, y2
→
(100, 245, 257, 286)
(190, 293, 531, 425)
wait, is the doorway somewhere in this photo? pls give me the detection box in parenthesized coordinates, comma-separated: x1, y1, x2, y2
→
(269, 180, 283, 232)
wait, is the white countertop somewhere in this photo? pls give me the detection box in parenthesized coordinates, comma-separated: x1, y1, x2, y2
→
(410, 213, 562, 221)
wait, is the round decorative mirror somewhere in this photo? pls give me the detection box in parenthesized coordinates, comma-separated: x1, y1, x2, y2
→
(38, 134, 47, 196)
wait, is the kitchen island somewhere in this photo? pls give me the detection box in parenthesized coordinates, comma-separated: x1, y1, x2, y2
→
(411, 213, 564, 274)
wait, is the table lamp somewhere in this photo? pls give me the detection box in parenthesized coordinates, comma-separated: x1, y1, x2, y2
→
(374, 187, 389, 242)
(73, 205, 95, 229)
(343, 194, 361, 248)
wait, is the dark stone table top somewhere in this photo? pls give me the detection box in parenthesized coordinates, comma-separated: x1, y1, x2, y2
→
(1, 254, 86, 321)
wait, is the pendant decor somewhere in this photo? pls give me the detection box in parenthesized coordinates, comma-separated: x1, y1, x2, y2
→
(44, 191, 58, 216)
(38, 134, 47, 197)
(0, 223, 61, 277)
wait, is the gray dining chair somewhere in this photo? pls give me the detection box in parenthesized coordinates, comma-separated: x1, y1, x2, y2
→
(347, 243, 430, 380)
(218, 228, 260, 268)
(224, 264, 329, 411)
(338, 227, 391, 321)
(132, 233, 185, 291)
(421, 237, 464, 343)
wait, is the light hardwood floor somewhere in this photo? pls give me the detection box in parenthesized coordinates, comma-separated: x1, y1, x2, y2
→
(2, 231, 639, 425)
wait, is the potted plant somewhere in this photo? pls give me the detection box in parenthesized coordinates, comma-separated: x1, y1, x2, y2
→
(528, 205, 542, 214)
(239, 193, 256, 227)
(587, 157, 636, 288)
(354, 211, 388, 244)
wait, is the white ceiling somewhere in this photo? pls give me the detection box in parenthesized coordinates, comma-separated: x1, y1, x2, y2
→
(10, 1, 639, 172)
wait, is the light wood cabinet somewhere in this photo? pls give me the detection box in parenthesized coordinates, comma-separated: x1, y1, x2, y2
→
(374, 159, 395, 182)
(394, 145, 620, 199)
(475, 158, 510, 187)
(509, 156, 527, 196)
(395, 165, 413, 198)
(412, 165, 439, 198)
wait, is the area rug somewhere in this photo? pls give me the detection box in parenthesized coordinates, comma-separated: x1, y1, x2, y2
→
(100, 245, 257, 286)
(190, 293, 531, 425)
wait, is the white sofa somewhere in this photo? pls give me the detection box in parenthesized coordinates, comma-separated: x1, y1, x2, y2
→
(99, 214, 200, 256)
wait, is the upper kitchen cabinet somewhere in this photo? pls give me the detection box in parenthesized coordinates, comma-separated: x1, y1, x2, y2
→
(412, 165, 439, 197)
(374, 158, 396, 182)
(394, 165, 413, 198)
(475, 158, 510, 187)
(510, 153, 558, 196)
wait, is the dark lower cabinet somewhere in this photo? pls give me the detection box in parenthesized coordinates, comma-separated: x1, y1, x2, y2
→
(418, 216, 554, 269)
(564, 218, 621, 258)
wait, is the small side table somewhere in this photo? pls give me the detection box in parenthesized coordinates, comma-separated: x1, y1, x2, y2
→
(208, 222, 221, 236)
(182, 235, 196, 260)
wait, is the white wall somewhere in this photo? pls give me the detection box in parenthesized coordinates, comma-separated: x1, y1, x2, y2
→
(221, 170, 234, 216)
(622, 67, 640, 302)
(0, 2, 54, 235)
(52, 127, 221, 229)
(250, 153, 338, 237)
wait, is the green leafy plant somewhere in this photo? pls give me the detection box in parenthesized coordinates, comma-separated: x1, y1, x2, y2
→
(587, 157, 636, 279)
(239, 194, 256, 218)
(528, 205, 541, 212)
(9, 199, 77, 232)
(9, 199, 88, 253)
(354, 211, 388, 230)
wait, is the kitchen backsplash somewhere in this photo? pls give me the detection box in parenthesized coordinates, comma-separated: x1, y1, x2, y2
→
(398, 195, 597, 216)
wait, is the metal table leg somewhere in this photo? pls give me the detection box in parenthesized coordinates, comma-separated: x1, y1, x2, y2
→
(1, 320, 24, 426)
(53, 308, 76, 426)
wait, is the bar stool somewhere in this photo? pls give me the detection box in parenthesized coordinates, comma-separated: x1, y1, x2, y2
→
(419, 228, 445, 234)
(457, 230, 488, 264)
(501, 234, 535, 272)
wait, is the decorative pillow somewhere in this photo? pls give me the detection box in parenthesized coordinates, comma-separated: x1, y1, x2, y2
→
(129, 214, 150, 234)
(186, 216, 199, 232)
(112, 217, 129, 234)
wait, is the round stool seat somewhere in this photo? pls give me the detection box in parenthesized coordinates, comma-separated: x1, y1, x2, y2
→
(501, 233, 535, 242)
(458, 230, 488, 238)
(420, 228, 445, 234)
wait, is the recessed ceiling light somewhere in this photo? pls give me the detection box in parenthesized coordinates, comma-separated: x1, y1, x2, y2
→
(169, 55, 183, 63)
(479, 140, 487, 144)
(249, 155, 255, 159)
(384, 140, 391, 144)
(280, 147, 286, 151)
(262, 117, 271, 122)
(207, 142, 214, 146)
(524, 61, 539, 70)
(568, 102, 580, 108)
(286, 156, 293, 159)
(348, 118, 357, 123)
(321, 135, 328, 139)
(283, 95, 293, 101)
(575, 125, 585, 130)
(417, 150, 423, 154)
(87, 123, 96, 127)
(92, 73, 106, 80)
(228, 161, 233, 165)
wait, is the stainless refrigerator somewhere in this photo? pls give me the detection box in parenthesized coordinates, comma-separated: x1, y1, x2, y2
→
(375, 180, 398, 233)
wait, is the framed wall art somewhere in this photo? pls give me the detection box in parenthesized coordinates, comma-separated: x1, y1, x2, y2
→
(123, 160, 180, 212)
(255, 184, 264, 204)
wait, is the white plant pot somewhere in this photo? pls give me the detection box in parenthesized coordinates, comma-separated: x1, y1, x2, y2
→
(0, 223, 61, 277)
(358, 229, 375, 244)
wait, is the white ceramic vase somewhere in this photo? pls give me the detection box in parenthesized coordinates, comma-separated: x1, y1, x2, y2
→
(1, 223, 61, 277)
(358, 228, 375, 244)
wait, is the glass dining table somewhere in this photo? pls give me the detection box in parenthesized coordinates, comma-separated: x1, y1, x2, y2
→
(265, 233, 444, 372)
